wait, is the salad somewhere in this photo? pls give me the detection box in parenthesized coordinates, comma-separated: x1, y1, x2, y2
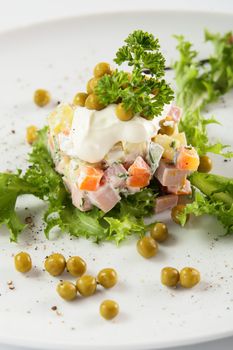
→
(47, 99, 198, 214)
(0, 30, 232, 243)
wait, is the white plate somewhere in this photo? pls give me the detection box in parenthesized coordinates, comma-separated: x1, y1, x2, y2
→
(0, 10, 233, 350)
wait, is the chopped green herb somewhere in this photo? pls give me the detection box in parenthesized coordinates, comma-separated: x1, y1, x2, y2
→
(117, 173, 128, 179)
(170, 140, 177, 149)
(95, 30, 174, 119)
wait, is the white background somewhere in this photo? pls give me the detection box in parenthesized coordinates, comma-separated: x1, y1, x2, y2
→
(0, 0, 233, 349)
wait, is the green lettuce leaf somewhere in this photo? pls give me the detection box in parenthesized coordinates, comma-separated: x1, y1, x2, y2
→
(104, 215, 147, 244)
(173, 32, 233, 158)
(0, 173, 29, 242)
(179, 192, 233, 234)
(205, 30, 233, 95)
(190, 172, 233, 206)
(179, 172, 233, 234)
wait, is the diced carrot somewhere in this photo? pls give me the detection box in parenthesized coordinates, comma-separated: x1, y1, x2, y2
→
(77, 166, 104, 191)
(128, 156, 151, 176)
(127, 156, 151, 188)
(127, 174, 150, 188)
(176, 146, 200, 171)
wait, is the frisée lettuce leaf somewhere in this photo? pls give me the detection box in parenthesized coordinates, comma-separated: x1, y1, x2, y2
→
(179, 172, 233, 234)
(174, 31, 233, 158)
(0, 128, 156, 243)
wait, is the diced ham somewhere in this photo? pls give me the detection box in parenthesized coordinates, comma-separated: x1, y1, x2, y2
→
(155, 159, 188, 187)
(70, 183, 92, 212)
(155, 194, 178, 214)
(166, 179, 192, 195)
(167, 105, 182, 123)
(88, 184, 121, 213)
(104, 163, 128, 189)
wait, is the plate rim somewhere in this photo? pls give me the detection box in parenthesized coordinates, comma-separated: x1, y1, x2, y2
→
(1, 8, 233, 37)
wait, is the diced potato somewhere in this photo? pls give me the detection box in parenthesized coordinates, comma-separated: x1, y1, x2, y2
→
(153, 134, 180, 161)
(105, 142, 124, 165)
(174, 132, 187, 146)
(122, 142, 147, 163)
(48, 103, 74, 135)
(153, 132, 187, 161)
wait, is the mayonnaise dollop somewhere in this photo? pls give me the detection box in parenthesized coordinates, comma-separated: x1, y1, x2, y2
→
(67, 104, 170, 163)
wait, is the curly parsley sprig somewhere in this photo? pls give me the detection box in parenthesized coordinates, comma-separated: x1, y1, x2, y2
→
(95, 30, 173, 119)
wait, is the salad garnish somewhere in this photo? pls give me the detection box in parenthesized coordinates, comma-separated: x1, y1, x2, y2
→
(174, 30, 233, 158)
(179, 172, 233, 234)
(95, 30, 174, 119)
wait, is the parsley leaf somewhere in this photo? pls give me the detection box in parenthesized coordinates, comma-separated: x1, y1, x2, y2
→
(95, 30, 174, 119)
(115, 30, 165, 78)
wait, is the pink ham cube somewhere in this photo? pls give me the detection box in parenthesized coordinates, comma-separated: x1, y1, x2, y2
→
(70, 182, 92, 212)
(104, 163, 128, 189)
(155, 160, 188, 187)
(166, 179, 192, 195)
(155, 194, 178, 214)
(167, 105, 182, 123)
(88, 184, 121, 213)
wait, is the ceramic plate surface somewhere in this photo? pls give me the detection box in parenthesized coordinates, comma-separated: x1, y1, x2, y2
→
(0, 10, 233, 350)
